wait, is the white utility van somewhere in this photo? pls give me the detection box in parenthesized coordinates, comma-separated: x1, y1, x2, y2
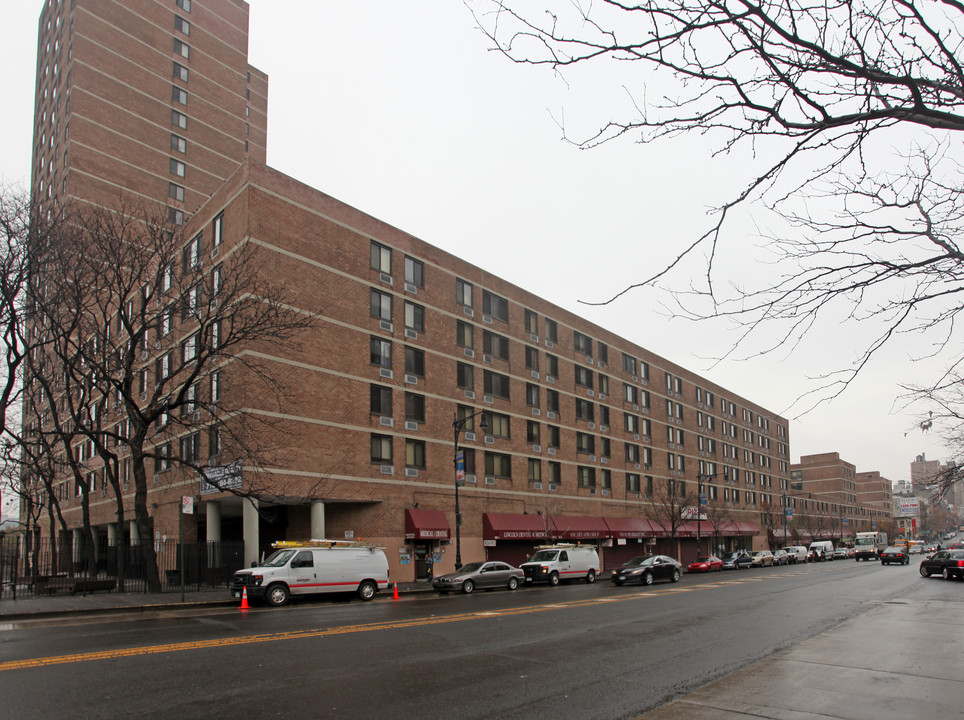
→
(782, 546, 808, 564)
(230, 540, 390, 606)
(520, 544, 600, 585)
(808, 540, 835, 562)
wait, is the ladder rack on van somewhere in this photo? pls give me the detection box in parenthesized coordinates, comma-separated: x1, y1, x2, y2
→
(533, 543, 580, 550)
(271, 539, 383, 551)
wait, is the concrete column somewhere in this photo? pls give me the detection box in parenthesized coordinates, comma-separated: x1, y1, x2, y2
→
(129, 520, 140, 545)
(206, 502, 222, 542)
(243, 497, 260, 568)
(107, 523, 119, 546)
(310, 501, 326, 540)
(72, 528, 84, 565)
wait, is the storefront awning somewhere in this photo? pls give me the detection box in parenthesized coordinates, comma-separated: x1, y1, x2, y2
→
(728, 521, 760, 536)
(551, 515, 608, 540)
(482, 513, 549, 541)
(603, 517, 657, 538)
(404, 509, 451, 540)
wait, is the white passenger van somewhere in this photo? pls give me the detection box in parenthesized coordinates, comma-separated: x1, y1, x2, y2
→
(808, 540, 835, 562)
(230, 539, 390, 606)
(520, 544, 600, 585)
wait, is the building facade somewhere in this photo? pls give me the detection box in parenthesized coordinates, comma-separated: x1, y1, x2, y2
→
(24, 1, 795, 584)
(788, 452, 893, 543)
(32, 0, 266, 217)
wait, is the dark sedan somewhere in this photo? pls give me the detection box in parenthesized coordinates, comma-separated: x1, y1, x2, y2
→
(432, 561, 524, 594)
(919, 550, 964, 580)
(880, 546, 909, 565)
(611, 555, 682, 586)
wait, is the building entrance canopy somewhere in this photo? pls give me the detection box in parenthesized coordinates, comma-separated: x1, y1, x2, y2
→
(404, 509, 451, 540)
(482, 513, 549, 541)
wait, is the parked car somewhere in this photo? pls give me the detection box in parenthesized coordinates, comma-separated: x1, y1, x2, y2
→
(919, 550, 964, 580)
(880, 546, 910, 565)
(771, 549, 789, 566)
(687, 555, 723, 573)
(721, 550, 753, 570)
(832, 546, 850, 560)
(750, 550, 774, 567)
(782, 546, 808, 564)
(611, 555, 682, 586)
(432, 561, 524, 594)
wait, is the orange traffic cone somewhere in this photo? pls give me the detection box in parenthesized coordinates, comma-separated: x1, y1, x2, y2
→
(240, 586, 250, 611)
(392, 582, 399, 601)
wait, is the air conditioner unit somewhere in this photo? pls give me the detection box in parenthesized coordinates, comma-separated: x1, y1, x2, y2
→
(192, 410, 201, 422)
(533, 482, 543, 490)
(547, 376, 555, 384)
(589, 488, 597, 495)
(548, 484, 557, 491)
(379, 320, 393, 332)
(379, 368, 393, 379)
(404, 283, 417, 294)
(464, 349, 475, 358)
(531, 407, 540, 416)
(532, 444, 542, 453)
(601, 489, 609, 496)
(483, 354, 493, 364)
(484, 435, 495, 445)
(405, 468, 418, 477)
(548, 447, 556, 455)
(531, 370, 540, 379)
(379, 273, 393, 284)
(404, 421, 418, 431)
(380, 465, 393, 475)
(464, 390, 475, 400)
(379, 416, 393, 427)
(529, 333, 538, 342)
(210, 246, 219, 259)
(464, 432, 476, 442)
(588, 422, 595, 430)
(545, 340, 554, 348)
(484, 476, 496, 485)
(404, 329, 417, 339)
(482, 315, 493, 324)
(463, 307, 474, 317)
(404, 374, 417, 385)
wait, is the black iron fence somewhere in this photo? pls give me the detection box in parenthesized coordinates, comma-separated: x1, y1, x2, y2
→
(0, 534, 244, 599)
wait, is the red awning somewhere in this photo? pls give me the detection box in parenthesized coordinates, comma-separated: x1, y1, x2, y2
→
(551, 515, 608, 540)
(603, 517, 657, 539)
(404, 509, 451, 540)
(482, 513, 549, 541)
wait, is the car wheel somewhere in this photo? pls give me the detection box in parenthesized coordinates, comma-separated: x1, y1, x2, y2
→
(642, 572, 654, 586)
(461, 579, 475, 594)
(920, 566, 930, 577)
(357, 580, 377, 601)
(671, 569, 681, 583)
(585, 569, 596, 584)
(904, 558, 909, 565)
(943, 568, 952, 580)
(265, 583, 290, 607)
(613, 579, 624, 586)
(548, 571, 560, 587)
(507, 576, 519, 591)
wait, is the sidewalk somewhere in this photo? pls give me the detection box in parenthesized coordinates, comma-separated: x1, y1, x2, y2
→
(632, 598, 964, 720)
(0, 581, 433, 620)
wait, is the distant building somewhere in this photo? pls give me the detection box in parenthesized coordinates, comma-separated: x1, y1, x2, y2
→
(787, 453, 892, 543)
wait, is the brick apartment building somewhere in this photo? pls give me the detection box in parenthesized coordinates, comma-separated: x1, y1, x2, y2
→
(24, 0, 797, 582)
(788, 453, 893, 543)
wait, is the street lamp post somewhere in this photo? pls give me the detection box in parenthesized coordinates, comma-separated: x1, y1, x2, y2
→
(452, 409, 487, 571)
(782, 493, 787, 547)
(696, 473, 713, 558)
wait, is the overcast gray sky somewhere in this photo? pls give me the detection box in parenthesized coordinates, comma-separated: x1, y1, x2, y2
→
(0, 0, 951, 494)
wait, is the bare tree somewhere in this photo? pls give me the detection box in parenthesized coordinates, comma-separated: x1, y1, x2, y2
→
(25, 202, 314, 591)
(647, 477, 691, 551)
(704, 498, 733, 555)
(471, 1, 964, 412)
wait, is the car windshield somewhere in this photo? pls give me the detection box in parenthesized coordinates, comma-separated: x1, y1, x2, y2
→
(528, 550, 559, 562)
(261, 550, 297, 568)
(695, 557, 712, 563)
(457, 562, 484, 573)
(625, 555, 654, 566)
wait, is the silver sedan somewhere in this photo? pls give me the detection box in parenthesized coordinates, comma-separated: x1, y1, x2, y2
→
(432, 561, 524, 594)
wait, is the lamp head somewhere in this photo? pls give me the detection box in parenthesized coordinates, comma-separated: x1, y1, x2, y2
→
(478, 411, 488, 430)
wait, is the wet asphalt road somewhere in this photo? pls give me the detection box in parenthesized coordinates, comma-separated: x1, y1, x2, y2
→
(0, 560, 931, 720)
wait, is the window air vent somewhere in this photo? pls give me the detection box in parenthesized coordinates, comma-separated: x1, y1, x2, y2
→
(404, 374, 417, 385)
(405, 468, 418, 477)
(379, 320, 393, 332)
(464, 432, 476, 442)
(404, 329, 417, 340)
(379, 368, 393, 379)
(464, 390, 475, 400)
(404, 283, 417, 294)
(484, 476, 496, 485)
(380, 465, 394, 475)
(404, 421, 418, 431)
(379, 416, 393, 427)
(379, 273, 393, 284)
